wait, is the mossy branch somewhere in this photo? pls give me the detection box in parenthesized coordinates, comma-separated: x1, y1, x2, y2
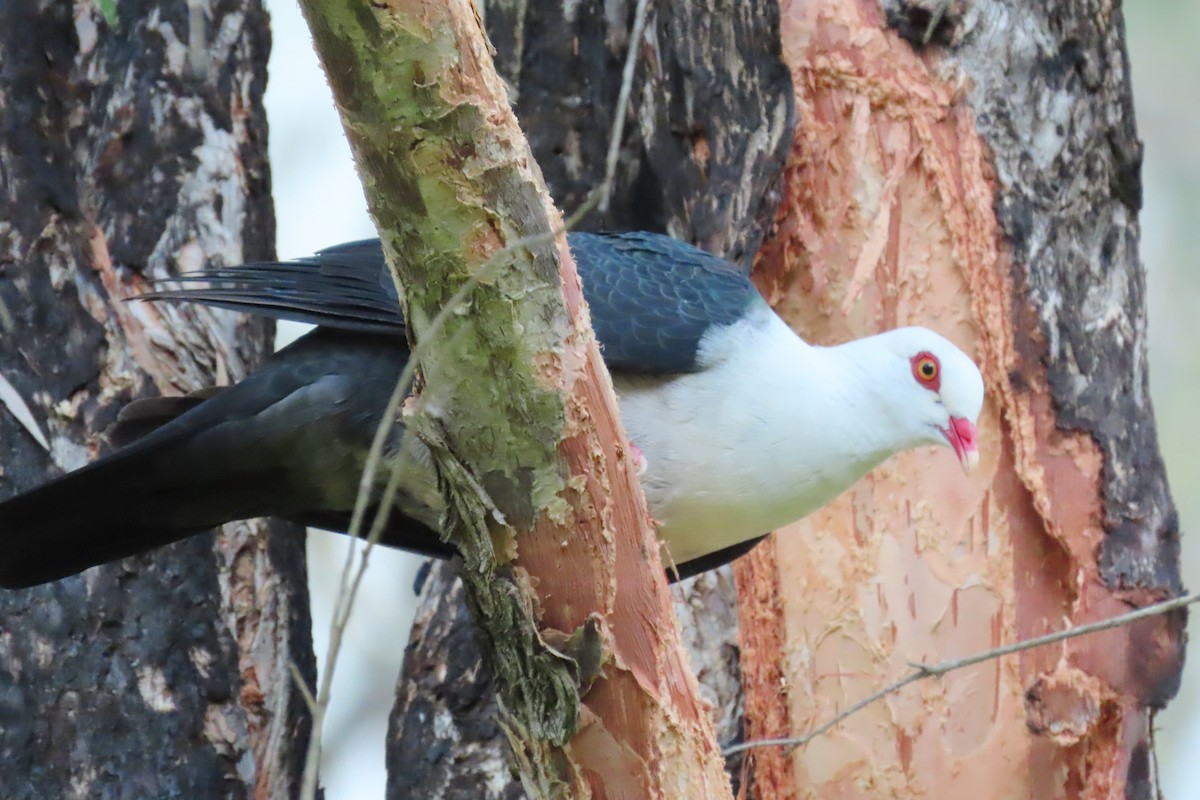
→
(295, 1, 733, 797)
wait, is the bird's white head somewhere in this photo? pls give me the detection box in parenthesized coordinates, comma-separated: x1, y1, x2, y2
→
(848, 326, 984, 474)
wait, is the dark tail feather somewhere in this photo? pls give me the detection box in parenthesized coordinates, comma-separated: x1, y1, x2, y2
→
(0, 455, 214, 588)
(136, 240, 404, 336)
(0, 329, 458, 590)
(0, 457, 457, 590)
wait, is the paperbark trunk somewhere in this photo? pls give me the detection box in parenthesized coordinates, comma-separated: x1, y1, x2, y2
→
(0, 2, 315, 798)
(738, 2, 1182, 798)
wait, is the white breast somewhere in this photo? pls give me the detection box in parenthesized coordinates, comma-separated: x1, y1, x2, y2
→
(613, 305, 898, 565)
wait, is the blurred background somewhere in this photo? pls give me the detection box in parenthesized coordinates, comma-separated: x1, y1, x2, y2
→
(1128, 3, 1200, 796)
(261, 1, 1200, 795)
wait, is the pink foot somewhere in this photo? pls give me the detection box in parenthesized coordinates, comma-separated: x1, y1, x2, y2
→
(627, 441, 648, 477)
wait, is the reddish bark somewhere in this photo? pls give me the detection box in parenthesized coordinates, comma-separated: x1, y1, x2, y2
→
(737, 1, 1180, 798)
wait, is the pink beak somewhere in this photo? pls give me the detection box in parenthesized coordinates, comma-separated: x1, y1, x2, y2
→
(944, 417, 979, 474)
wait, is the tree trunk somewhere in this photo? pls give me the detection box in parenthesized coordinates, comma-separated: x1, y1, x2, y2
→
(386, 1, 793, 796)
(297, 0, 739, 796)
(737, 1, 1183, 798)
(0, 3, 315, 798)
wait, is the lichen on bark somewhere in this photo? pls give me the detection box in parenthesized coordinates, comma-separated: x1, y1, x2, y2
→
(300, 0, 588, 764)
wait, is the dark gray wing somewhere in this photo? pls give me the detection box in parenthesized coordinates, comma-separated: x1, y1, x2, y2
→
(568, 232, 759, 373)
(141, 232, 762, 374)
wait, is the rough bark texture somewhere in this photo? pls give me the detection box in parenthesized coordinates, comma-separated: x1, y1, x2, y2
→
(732, 538, 792, 797)
(483, 0, 792, 265)
(735, 1, 1182, 798)
(950, 0, 1180, 609)
(385, 1, 792, 796)
(298, 0, 755, 797)
(388, 562, 523, 800)
(0, 2, 315, 798)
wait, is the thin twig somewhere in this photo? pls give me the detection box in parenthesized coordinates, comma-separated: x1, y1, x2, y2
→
(297, 196, 602, 800)
(599, 0, 653, 213)
(723, 590, 1198, 758)
(921, 0, 948, 46)
(288, 661, 319, 716)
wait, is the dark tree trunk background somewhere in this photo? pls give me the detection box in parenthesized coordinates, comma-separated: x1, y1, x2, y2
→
(0, 3, 315, 798)
(385, 0, 793, 796)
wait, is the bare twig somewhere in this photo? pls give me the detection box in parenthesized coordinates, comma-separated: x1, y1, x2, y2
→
(599, 0, 653, 213)
(288, 661, 319, 716)
(922, 0, 948, 46)
(723, 590, 1198, 758)
(0, 292, 14, 332)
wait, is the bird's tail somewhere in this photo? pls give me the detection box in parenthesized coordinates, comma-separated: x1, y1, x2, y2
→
(0, 441, 232, 589)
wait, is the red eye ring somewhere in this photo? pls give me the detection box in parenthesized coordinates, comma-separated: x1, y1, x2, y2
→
(911, 352, 941, 391)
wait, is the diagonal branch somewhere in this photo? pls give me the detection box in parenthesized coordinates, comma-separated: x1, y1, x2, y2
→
(294, 1, 733, 796)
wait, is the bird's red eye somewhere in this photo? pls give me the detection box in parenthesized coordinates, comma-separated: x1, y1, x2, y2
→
(911, 352, 941, 390)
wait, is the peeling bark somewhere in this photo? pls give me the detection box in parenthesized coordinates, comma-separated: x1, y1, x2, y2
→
(0, 2, 314, 797)
(736, 1, 1181, 798)
(393, 563, 751, 798)
(385, 1, 792, 795)
(733, 540, 793, 797)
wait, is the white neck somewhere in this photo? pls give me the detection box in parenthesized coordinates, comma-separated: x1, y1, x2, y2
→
(613, 305, 918, 565)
